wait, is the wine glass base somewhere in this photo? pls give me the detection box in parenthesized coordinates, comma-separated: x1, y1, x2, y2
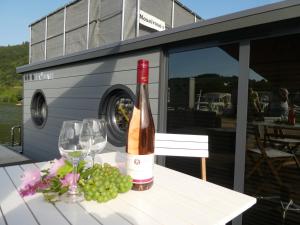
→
(60, 192, 85, 203)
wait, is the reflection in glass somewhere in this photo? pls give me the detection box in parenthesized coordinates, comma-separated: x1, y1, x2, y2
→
(167, 44, 239, 189)
(245, 34, 300, 225)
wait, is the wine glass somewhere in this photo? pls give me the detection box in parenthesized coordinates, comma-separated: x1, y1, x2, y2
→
(58, 120, 90, 203)
(82, 118, 107, 166)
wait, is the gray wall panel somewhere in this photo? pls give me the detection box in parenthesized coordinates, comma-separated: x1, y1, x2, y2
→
(24, 116, 63, 133)
(23, 130, 60, 160)
(24, 98, 101, 111)
(24, 98, 159, 117)
(24, 49, 160, 79)
(24, 68, 160, 90)
(24, 83, 159, 99)
(24, 127, 59, 147)
(48, 107, 97, 120)
(24, 110, 159, 138)
(24, 114, 159, 161)
(24, 142, 59, 161)
(23, 49, 161, 160)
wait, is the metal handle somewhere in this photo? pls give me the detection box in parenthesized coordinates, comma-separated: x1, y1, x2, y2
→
(11, 125, 22, 148)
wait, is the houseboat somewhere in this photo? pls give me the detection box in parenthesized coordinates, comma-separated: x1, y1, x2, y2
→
(17, 1, 300, 224)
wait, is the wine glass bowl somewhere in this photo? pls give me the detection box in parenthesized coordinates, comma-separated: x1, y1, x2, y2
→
(82, 118, 107, 166)
(59, 121, 89, 160)
(58, 120, 90, 203)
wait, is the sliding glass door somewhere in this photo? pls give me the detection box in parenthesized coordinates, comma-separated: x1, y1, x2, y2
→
(244, 33, 300, 225)
(166, 43, 239, 189)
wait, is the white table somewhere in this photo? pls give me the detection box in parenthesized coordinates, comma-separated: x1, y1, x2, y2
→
(0, 152, 256, 225)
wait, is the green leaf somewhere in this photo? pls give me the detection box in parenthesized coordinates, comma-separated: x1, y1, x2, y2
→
(56, 162, 73, 178)
(48, 177, 63, 193)
(58, 186, 69, 195)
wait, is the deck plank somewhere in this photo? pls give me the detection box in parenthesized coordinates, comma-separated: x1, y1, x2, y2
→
(0, 167, 38, 225)
(5, 165, 70, 225)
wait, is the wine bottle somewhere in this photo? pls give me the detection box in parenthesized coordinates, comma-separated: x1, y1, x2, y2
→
(126, 59, 155, 191)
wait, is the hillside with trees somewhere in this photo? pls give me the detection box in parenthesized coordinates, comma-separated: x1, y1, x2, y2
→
(0, 42, 28, 102)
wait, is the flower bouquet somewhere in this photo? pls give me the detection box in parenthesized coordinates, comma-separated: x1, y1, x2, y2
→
(19, 158, 133, 203)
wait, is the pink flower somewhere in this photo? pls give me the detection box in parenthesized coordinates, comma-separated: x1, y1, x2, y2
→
(49, 158, 65, 177)
(61, 173, 80, 187)
(20, 168, 41, 189)
(19, 176, 52, 197)
(19, 184, 37, 197)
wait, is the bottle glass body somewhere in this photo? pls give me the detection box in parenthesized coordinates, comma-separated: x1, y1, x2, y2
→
(126, 64, 155, 191)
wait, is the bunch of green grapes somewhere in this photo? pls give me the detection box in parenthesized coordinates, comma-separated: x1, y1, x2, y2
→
(81, 163, 132, 203)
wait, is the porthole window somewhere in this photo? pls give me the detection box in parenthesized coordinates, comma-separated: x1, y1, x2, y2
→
(31, 90, 48, 128)
(99, 85, 135, 147)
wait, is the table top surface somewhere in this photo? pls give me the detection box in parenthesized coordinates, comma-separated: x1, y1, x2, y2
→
(0, 152, 256, 225)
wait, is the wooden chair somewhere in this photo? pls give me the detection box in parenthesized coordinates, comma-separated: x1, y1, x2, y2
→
(246, 124, 297, 186)
(154, 133, 209, 180)
(262, 117, 279, 141)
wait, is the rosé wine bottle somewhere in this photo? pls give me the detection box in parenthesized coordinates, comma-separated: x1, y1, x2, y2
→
(126, 59, 155, 191)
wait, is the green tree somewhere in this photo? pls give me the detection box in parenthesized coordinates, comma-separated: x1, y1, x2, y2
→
(0, 42, 28, 102)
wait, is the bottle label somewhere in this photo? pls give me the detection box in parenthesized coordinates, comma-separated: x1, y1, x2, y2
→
(126, 153, 154, 184)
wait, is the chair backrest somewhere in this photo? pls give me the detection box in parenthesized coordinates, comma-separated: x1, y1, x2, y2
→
(154, 133, 209, 180)
(247, 123, 268, 157)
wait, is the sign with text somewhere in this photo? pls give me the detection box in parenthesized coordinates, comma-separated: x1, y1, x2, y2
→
(24, 71, 54, 81)
(139, 10, 165, 32)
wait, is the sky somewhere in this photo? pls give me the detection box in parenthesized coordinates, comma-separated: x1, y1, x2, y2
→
(0, 0, 282, 46)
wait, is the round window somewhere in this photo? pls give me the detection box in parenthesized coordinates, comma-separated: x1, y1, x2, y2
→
(99, 85, 135, 147)
(31, 90, 48, 128)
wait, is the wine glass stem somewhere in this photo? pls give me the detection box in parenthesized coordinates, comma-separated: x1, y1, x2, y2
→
(69, 158, 79, 195)
(90, 151, 96, 166)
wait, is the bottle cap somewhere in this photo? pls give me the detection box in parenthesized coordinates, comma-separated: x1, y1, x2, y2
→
(137, 59, 149, 84)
